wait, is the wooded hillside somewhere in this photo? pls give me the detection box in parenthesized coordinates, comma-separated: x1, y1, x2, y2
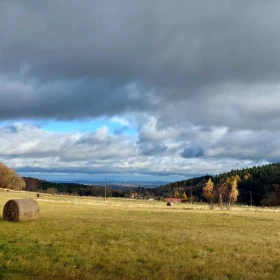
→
(154, 163, 280, 205)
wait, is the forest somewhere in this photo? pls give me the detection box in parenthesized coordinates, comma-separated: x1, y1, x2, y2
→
(153, 163, 280, 206)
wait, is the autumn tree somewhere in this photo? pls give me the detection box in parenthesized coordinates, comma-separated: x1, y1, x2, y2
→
(0, 162, 25, 190)
(218, 176, 239, 209)
(203, 179, 215, 208)
(227, 178, 239, 209)
(203, 176, 239, 210)
(182, 192, 187, 200)
(244, 173, 250, 181)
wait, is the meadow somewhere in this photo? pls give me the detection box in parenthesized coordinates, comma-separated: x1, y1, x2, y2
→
(1, 190, 280, 280)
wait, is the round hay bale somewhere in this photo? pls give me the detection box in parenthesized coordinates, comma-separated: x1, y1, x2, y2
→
(167, 202, 173, 206)
(2, 199, 39, 222)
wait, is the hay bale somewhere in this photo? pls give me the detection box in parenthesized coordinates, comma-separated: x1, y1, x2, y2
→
(167, 202, 173, 206)
(2, 199, 39, 222)
(36, 193, 43, 198)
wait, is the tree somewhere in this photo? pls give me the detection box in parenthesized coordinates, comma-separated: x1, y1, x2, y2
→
(46, 187, 58, 195)
(0, 162, 25, 190)
(234, 175, 241, 183)
(124, 189, 132, 198)
(227, 178, 239, 209)
(174, 190, 180, 198)
(182, 192, 187, 200)
(106, 189, 112, 198)
(244, 173, 250, 181)
(203, 179, 214, 208)
(216, 176, 239, 210)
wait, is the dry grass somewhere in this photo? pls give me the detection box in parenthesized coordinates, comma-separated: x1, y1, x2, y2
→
(1, 190, 280, 279)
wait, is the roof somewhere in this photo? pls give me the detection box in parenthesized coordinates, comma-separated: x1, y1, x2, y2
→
(164, 198, 183, 203)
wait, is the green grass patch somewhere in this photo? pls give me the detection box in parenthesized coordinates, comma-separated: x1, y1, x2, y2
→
(1, 190, 280, 279)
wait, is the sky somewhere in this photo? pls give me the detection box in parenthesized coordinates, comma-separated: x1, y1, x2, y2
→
(0, 0, 280, 182)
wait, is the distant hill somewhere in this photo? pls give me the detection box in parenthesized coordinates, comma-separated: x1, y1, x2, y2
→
(23, 177, 121, 197)
(52, 180, 167, 189)
(153, 163, 280, 205)
(22, 177, 167, 197)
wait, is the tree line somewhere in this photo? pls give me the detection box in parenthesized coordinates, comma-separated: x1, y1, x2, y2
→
(3, 161, 280, 205)
(22, 177, 123, 197)
(202, 176, 239, 209)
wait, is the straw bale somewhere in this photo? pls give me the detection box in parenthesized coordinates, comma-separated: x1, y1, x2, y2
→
(2, 198, 39, 222)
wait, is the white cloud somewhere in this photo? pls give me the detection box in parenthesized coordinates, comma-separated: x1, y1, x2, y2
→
(110, 116, 131, 127)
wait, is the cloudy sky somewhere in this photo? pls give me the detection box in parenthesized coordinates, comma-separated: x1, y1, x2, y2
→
(1, 0, 280, 182)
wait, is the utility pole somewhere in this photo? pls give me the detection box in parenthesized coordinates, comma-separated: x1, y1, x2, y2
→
(104, 177, 106, 201)
(250, 190, 252, 207)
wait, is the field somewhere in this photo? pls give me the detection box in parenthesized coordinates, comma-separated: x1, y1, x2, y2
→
(1, 190, 280, 280)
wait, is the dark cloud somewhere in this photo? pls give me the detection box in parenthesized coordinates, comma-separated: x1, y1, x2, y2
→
(1, 1, 279, 86)
(140, 143, 168, 156)
(1, 1, 280, 122)
(180, 146, 205, 158)
(0, 78, 156, 120)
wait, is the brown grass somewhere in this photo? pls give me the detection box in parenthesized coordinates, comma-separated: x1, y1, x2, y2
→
(2, 198, 39, 222)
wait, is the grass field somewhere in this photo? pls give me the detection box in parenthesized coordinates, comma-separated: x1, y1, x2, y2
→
(1, 190, 280, 280)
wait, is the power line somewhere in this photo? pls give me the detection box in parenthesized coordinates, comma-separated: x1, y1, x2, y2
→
(239, 191, 268, 197)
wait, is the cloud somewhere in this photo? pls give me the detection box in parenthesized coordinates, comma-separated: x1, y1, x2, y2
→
(1, 1, 280, 179)
(0, 121, 273, 180)
(181, 146, 205, 158)
(140, 143, 168, 156)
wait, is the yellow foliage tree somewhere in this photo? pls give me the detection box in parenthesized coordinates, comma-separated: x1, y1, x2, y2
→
(182, 192, 187, 200)
(203, 179, 214, 208)
(219, 176, 240, 209)
(227, 178, 239, 209)
(0, 162, 25, 190)
(244, 173, 250, 181)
